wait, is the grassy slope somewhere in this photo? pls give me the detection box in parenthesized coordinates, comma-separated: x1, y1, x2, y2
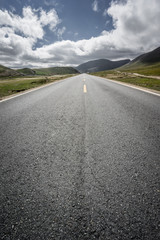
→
(77, 59, 130, 73)
(0, 64, 79, 99)
(0, 65, 21, 77)
(119, 46, 160, 76)
(0, 75, 75, 99)
(0, 65, 79, 78)
(119, 62, 160, 76)
(16, 68, 36, 75)
(0, 65, 8, 73)
(34, 67, 79, 75)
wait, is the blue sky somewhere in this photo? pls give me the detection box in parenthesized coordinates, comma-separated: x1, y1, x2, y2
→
(1, 0, 113, 44)
(0, 0, 160, 68)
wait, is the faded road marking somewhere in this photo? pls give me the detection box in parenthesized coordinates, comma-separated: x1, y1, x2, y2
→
(83, 84, 87, 93)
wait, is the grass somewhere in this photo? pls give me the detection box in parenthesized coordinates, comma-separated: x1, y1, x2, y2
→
(34, 67, 79, 76)
(0, 75, 74, 99)
(91, 70, 160, 91)
(112, 77, 160, 91)
(16, 68, 36, 75)
(0, 65, 20, 77)
(118, 62, 160, 76)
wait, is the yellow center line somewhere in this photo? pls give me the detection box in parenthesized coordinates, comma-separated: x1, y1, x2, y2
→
(83, 84, 87, 93)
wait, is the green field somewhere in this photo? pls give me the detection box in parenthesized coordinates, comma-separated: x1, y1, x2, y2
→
(0, 64, 79, 78)
(0, 75, 73, 99)
(16, 68, 36, 75)
(92, 70, 160, 91)
(112, 77, 160, 91)
(34, 67, 79, 76)
(118, 62, 160, 76)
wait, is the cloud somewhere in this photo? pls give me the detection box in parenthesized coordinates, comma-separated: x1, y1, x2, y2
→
(57, 26, 66, 40)
(0, 6, 60, 39)
(92, 0, 99, 12)
(10, 6, 16, 13)
(105, 20, 110, 26)
(0, 0, 160, 68)
(107, 0, 160, 49)
(0, 6, 61, 66)
(40, 8, 60, 31)
(44, 0, 58, 7)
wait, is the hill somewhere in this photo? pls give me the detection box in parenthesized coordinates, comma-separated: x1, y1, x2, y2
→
(132, 46, 160, 64)
(118, 46, 160, 75)
(0, 65, 79, 78)
(91, 46, 160, 91)
(17, 68, 36, 76)
(76, 59, 130, 73)
(34, 67, 79, 75)
(0, 65, 21, 77)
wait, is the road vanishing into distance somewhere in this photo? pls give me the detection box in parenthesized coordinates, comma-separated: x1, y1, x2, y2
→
(0, 74, 160, 240)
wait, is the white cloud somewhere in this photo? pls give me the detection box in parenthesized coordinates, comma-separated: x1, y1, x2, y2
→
(44, 0, 58, 7)
(40, 8, 60, 31)
(0, 6, 60, 40)
(0, 0, 160, 68)
(57, 26, 66, 40)
(92, 0, 99, 12)
(106, 0, 160, 50)
(0, 6, 61, 66)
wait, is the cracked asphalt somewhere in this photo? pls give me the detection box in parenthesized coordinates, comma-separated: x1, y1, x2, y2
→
(0, 74, 160, 239)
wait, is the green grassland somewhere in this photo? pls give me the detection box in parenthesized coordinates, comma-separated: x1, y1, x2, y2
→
(0, 65, 79, 78)
(34, 67, 79, 75)
(16, 68, 36, 75)
(0, 65, 8, 73)
(92, 69, 160, 91)
(0, 75, 74, 99)
(0, 64, 80, 99)
(118, 62, 160, 76)
(113, 77, 160, 91)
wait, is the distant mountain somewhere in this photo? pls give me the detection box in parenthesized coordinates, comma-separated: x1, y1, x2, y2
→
(34, 67, 79, 75)
(0, 65, 79, 77)
(119, 47, 160, 70)
(132, 46, 160, 64)
(17, 68, 36, 76)
(0, 65, 21, 77)
(118, 46, 160, 75)
(76, 59, 130, 73)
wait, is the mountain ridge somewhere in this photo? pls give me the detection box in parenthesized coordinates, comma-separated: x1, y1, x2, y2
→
(0, 46, 159, 77)
(118, 46, 160, 75)
(132, 47, 160, 64)
(76, 59, 130, 73)
(0, 66, 79, 77)
(34, 67, 79, 75)
(119, 47, 160, 70)
(0, 65, 22, 77)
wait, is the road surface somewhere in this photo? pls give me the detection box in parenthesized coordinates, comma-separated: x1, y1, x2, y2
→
(0, 74, 160, 239)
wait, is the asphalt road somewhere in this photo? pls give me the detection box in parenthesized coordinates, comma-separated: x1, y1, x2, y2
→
(0, 74, 160, 240)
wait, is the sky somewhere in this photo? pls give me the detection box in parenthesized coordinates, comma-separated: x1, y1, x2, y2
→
(0, 0, 160, 68)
